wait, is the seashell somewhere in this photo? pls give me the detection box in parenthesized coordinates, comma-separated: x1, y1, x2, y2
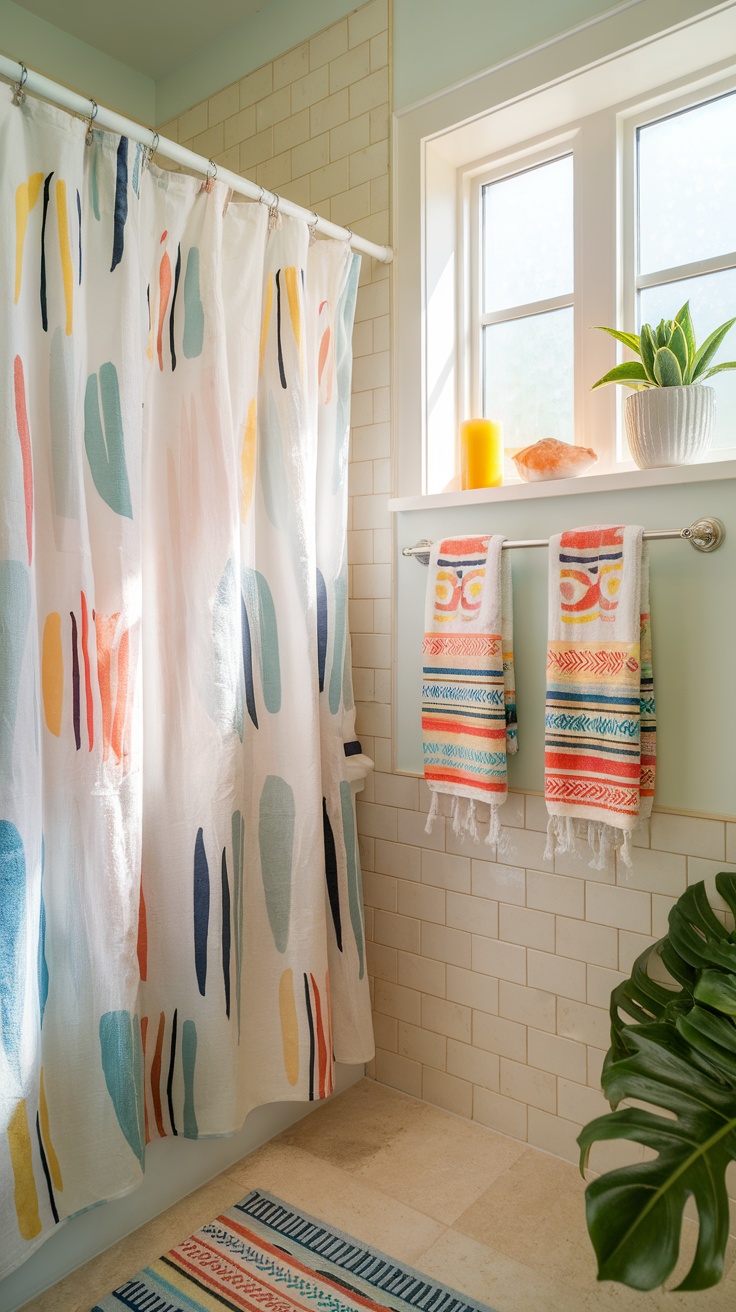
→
(512, 438, 598, 482)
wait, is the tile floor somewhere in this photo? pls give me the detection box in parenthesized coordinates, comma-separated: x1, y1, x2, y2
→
(20, 1078, 736, 1311)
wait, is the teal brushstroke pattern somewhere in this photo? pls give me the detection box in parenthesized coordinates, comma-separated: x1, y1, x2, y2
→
(182, 248, 205, 358)
(181, 1019, 198, 1138)
(0, 561, 31, 773)
(258, 776, 294, 953)
(50, 328, 80, 519)
(99, 1010, 145, 1169)
(231, 810, 245, 1041)
(340, 782, 365, 979)
(332, 252, 360, 493)
(328, 568, 348, 715)
(38, 839, 49, 1026)
(0, 821, 25, 1085)
(84, 363, 133, 518)
(242, 568, 282, 715)
(213, 557, 244, 740)
(89, 131, 102, 221)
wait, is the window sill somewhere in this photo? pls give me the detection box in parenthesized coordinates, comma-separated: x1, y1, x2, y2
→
(388, 458, 736, 513)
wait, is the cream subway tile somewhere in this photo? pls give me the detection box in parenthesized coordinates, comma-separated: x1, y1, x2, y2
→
(310, 88, 350, 137)
(471, 858, 525, 906)
(398, 880, 445, 925)
(423, 1067, 473, 1119)
(447, 1039, 499, 1091)
(398, 1021, 446, 1071)
(224, 105, 256, 151)
(352, 494, 389, 530)
(499, 792, 526, 828)
(473, 1010, 526, 1062)
(374, 978, 421, 1026)
(500, 1057, 556, 1113)
(373, 599, 392, 633)
(208, 83, 239, 127)
(310, 159, 350, 205)
(256, 152, 292, 193)
(352, 422, 390, 461)
(348, 460, 374, 495)
(650, 813, 725, 860)
(557, 997, 610, 1049)
(526, 949, 586, 1003)
(587, 1045, 607, 1088)
(178, 101, 207, 140)
(370, 30, 389, 70)
(447, 966, 498, 1014)
(632, 818, 650, 848)
(499, 980, 556, 1033)
(273, 41, 309, 90)
(353, 563, 390, 599)
(356, 210, 389, 245)
(618, 929, 657, 973)
(373, 669, 391, 702)
(372, 311, 390, 351)
(310, 21, 348, 69)
(350, 68, 390, 119)
(365, 1055, 376, 1079)
(398, 950, 446, 998)
(350, 140, 389, 188)
(499, 904, 555, 952)
(358, 765, 375, 802)
(497, 827, 553, 871)
(239, 128, 274, 172)
(349, 0, 388, 48)
(291, 66, 330, 113)
(527, 1108, 582, 1165)
(348, 599, 373, 632)
(374, 773, 418, 811)
(330, 113, 371, 162)
(375, 840, 421, 882)
(556, 915, 618, 968)
(523, 794, 549, 832)
(374, 1047, 422, 1097)
(362, 870, 397, 912)
(352, 633, 391, 668)
(358, 833, 374, 872)
(422, 849, 471, 893)
(727, 823, 736, 863)
(617, 846, 686, 895)
(372, 386, 390, 423)
(422, 922, 471, 969)
(350, 386, 373, 427)
(273, 109, 311, 154)
(585, 882, 651, 934)
(527, 1028, 588, 1083)
(280, 174, 311, 208)
(651, 893, 676, 936)
(421, 994, 472, 1043)
(447, 892, 498, 940)
(218, 145, 241, 174)
(586, 964, 626, 1010)
(372, 462, 390, 499)
(352, 351, 390, 392)
(372, 1011, 398, 1052)
(355, 279, 390, 321)
(239, 64, 273, 110)
(291, 132, 330, 179)
(472, 935, 526, 985)
(373, 511, 391, 549)
(356, 799, 397, 841)
(558, 1077, 609, 1125)
(365, 940, 397, 983)
(158, 117, 179, 141)
(355, 701, 391, 739)
(554, 844, 615, 884)
(444, 825, 489, 857)
(256, 86, 291, 131)
(330, 42, 371, 94)
(370, 104, 390, 143)
(364, 905, 374, 941)
(398, 810, 446, 851)
(526, 869, 584, 918)
(373, 738, 392, 773)
(473, 1086, 527, 1140)
(190, 124, 225, 159)
(348, 529, 373, 564)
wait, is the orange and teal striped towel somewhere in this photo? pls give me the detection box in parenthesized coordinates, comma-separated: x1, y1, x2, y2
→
(544, 524, 656, 869)
(422, 535, 517, 845)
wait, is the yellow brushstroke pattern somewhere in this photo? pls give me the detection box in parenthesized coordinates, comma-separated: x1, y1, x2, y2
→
(42, 613, 64, 736)
(15, 173, 43, 304)
(240, 399, 257, 523)
(8, 1101, 42, 1240)
(39, 1070, 63, 1192)
(284, 266, 302, 351)
(56, 180, 74, 336)
(259, 274, 273, 375)
(279, 969, 299, 1087)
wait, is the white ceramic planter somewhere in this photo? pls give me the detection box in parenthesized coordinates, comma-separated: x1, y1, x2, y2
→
(624, 385, 715, 469)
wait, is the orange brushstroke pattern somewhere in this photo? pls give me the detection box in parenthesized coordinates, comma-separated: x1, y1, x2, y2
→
(14, 355, 33, 565)
(157, 249, 172, 370)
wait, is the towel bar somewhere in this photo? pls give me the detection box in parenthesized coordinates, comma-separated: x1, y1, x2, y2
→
(402, 516, 725, 564)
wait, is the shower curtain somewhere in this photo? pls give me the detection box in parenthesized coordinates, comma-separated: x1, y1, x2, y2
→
(0, 91, 373, 1279)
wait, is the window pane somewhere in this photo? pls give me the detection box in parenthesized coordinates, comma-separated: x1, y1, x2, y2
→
(483, 307, 574, 449)
(483, 155, 573, 313)
(638, 91, 736, 276)
(639, 268, 736, 449)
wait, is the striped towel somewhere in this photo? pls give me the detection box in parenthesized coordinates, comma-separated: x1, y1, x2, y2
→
(544, 525, 656, 869)
(422, 535, 517, 844)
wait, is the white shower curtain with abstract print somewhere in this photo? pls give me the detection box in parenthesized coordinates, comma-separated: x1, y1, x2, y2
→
(0, 89, 373, 1282)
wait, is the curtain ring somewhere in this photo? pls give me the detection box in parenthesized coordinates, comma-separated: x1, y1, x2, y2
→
(204, 158, 217, 193)
(85, 99, 98, 145)
(145, 130, 159, 169)
(268, 192, 282, 230)
(344, 228, 354, 246)
(308, 210, 319, 244)
(11, 64, 28, 106)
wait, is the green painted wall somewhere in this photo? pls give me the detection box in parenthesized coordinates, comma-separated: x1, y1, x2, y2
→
(396, 479, 736, 817)
(0, 0, 155, 122)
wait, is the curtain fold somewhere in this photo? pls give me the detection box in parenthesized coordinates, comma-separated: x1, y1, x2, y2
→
(0, 91, 373, 1281)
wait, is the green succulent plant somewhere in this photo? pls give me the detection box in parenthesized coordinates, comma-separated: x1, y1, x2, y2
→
(592, 300, 736, 389)
(578, 872, 736, 1293)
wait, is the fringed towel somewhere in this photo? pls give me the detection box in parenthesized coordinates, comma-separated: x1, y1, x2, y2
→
(422, 535, 517, 844)
(544, 524, 656, 869)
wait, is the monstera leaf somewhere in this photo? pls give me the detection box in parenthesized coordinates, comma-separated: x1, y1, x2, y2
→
(578, 873, 736, 1292)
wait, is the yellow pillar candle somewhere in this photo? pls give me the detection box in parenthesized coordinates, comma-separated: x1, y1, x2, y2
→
(460, 419, 504, 490)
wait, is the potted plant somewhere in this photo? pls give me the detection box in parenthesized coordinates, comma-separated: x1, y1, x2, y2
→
(592, 301, 736, 468)
(578, 872, 736, 1293)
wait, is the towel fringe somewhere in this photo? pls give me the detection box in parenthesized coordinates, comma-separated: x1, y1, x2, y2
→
(545, 813, 638, 872)
(424, 790, 439, 834)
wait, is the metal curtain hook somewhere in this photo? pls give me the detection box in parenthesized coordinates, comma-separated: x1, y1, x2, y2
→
(12, 64, 28, 106)
(308, 210, 319, 244)
(204, 158, 217, 192)
(268, 192, 281, 230)
(85, 99, 98, 145)
(145, 130, 159, 168)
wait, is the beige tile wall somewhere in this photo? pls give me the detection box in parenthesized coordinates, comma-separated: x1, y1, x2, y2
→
(159, 0, 736, 1169)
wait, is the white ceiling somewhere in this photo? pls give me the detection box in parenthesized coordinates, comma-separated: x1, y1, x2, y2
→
(12, 0, 271, 78)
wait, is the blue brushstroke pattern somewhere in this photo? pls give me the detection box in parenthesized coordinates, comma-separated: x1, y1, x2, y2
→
(221, 848, 231, 1020)
(111, 137, 128, 272)
(99, 1010, 144, 1168)
(258, 776, 294, 953)
(182, 248, 205, 358)
(329, 567, 348, 715)
(340, 781, 365, 978)
(84, 364, 133, 518)
(242, 568, 281, 715)
(38, 839, 49, 1026)
(182, 1020, 198, 1139)
(241, 591, 258, 729)
(332, 252, 361, 492)
(193, 828, 210, 996)
(322, 798, 342, 952)
(316, 568, 328, 693)
(0, 821, 25, 1086)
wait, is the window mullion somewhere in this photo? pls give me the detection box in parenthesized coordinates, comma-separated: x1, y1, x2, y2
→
(480, 292, 574, 327)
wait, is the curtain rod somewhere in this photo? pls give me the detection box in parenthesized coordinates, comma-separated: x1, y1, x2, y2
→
(403, 516, 725, 561)
(0, 56, 394, 265)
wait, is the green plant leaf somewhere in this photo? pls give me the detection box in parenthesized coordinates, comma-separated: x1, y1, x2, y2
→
(653, 346, 683, 386)
(594, 326, 643, 355)
(691, 317, 736, 380)
(666, 321, 689, 378)
(639, 324, 657, 383)
(675, 301, 696, 379)
(578, 873, 736, 1293)
(655, 319, 671, 348)
(591, 361, 651, 390)
(699, 360, 736, 381)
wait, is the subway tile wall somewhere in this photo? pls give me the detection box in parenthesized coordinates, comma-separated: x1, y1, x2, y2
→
(160, 0, 736, 1176)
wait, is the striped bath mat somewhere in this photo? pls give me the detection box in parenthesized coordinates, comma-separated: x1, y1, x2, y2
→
(92, 1189, 497, 1312)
